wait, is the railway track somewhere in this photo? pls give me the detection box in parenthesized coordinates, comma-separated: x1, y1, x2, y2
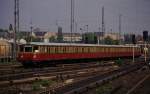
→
(0, 62, 111, 75)
(38, 62, 146, 94)
(125, 71, 150, 94)
(0, 62, 95, 75)
(0, 63, 118, 94)
(0, 62, 115, 86)
(0, 58, 141, 75)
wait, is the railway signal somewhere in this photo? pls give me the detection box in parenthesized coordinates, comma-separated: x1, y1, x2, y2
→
(9, 24, 13, 33)
(144, 47, 148, 62)
(143, 31, 148, 62)
(132, 34, 136, 63)
(132, 34, 136, 44)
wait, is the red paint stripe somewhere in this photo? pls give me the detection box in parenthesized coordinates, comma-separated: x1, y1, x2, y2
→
(18, 51, 141, 62)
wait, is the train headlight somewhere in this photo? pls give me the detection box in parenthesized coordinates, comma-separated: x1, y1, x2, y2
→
(21, 55, 23, 58)
(33, 54, 37, 58)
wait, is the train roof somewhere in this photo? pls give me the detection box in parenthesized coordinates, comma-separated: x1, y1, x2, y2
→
(22, 42, 140, 48)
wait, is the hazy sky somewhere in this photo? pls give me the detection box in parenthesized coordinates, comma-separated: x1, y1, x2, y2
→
(0, 0, 150, 34)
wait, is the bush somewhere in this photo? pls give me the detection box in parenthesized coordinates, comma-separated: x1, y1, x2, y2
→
(32, 81, 41, 91)
(40, 79, 55, 87)
(32, 79, 55, 91)
(115, 58, 123, 66)
(96, 83, 113, 94)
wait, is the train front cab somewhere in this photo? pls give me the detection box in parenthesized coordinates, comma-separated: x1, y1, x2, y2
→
(18, 44, 39, 66)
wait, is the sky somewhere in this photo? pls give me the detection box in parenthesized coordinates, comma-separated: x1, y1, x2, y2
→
(0, 0, 150, 35)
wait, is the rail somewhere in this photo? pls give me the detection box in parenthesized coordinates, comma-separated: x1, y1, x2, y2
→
(39, 63, 145, 94)
(0, 63, 113, 82)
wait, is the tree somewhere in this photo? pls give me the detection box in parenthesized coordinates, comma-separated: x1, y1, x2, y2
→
(104, 36, 119, 45)
(83, 33, 97, 44)
(104, 36, 113, 45)
(31, 37, 42, 42)
(49, 36, 56, 42)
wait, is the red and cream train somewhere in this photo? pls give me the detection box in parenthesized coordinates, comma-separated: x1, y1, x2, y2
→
(17, 42, 141, 66)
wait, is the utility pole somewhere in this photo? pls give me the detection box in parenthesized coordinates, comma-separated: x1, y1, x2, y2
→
(17, 0, 19, 34)
(70, 0, 75, 43)
(86, 25, 88, 33)
(30, 21, 33, 42)
(119, 14, 122, 44)
(75, 21, 77, 32)
(102, 6, 105, 44)
(14, 0, 19, 61)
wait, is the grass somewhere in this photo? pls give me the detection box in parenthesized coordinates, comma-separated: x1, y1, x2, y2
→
(96, 83, 113, 94)
(115, 58, 123, 66)
(32, 79, 56, 91)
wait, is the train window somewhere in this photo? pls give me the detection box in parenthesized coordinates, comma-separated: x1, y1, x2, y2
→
(112, 47, 114, 52)
(72, 47, 75, 53)
(68, 47, 71, 53)
(121, 48, 123, 52)
(46, 46, 49, 53)
(77, 47, 81, 53)
(104, 47, 106, 52)
(19, 45, 24, 52)
(122, 48, 124, 52)
(55, 46, 58, 53)
(87, 47, 89, 52)
(47, 47, 50, 54)
(63, 46, 66, 53)
(75, 47, 77, 53)
(96, 47, 98, 52)
(71, 47, 74, 53)
(109, 47, 111, 52)
(81, 47, 83, 53)
(110, 47, 112, 52)
(68, 46, 71, 53)
(45, 46, 47, 53)
(107, 47, 109, 52)
(92, 47, 95, 52)
(79, 47, 81, 53)
(120, 48, 122, 52)
(106, 47, 108, 52)
(74, 47, 77, 53)
(84, 47, 86, 53)
(112, 48, 114, 52)
(79, 47, 82, 53)
(127, 48, 129, 52)
(100, 47, 103, 52)
(25, 46, 32, 52)
(50, 46, 55, 53)
(98, 47, 100, 52)
(59, 46, 63, 53)
(65, 46, 68, 53)
(40, 46, 43, 52)
(49, 47, 51, 54)
(58, 46, 62, 53)
(86, 47, 88, 53)
(84, 47, 87, 53)
(58, 46, 60, 53)
(112, 48, 115, 52)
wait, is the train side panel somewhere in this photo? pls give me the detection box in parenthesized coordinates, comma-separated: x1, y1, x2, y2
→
(17, 44, 141, 65)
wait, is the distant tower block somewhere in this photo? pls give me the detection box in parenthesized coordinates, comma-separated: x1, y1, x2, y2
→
(143, 31, 148, 42)
(57, 26, 63, 42)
